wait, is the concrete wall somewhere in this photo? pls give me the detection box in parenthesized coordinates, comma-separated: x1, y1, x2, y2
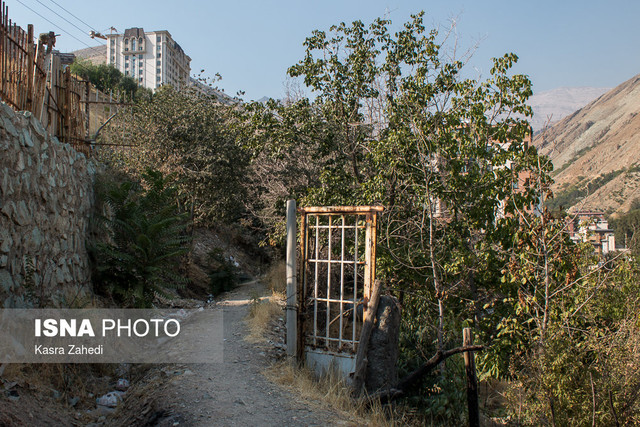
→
(0, 102, 96, 307)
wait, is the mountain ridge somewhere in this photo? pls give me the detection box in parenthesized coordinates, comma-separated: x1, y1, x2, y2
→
(533, 74, 640, 214)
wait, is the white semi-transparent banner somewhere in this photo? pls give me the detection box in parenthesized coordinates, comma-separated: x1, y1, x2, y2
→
(0, 309, 223, 363)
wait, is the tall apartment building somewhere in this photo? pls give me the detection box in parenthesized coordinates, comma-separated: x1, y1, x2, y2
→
(105, 28, 191, 91)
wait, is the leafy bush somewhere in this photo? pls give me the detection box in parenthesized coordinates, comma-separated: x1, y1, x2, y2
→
(99, 84, 249, 225)
(90, 169, 190, 307)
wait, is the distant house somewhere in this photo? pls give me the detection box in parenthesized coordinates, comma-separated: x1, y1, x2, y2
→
(567, 210, 616, 255)
(105, 28, 191, 91)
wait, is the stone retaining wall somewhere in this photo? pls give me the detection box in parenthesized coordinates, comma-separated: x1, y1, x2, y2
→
(0, 102, 96, 307)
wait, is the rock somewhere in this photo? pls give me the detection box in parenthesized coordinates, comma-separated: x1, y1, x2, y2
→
(1, 116, 17, 136)
(14, 201, 31, 226)
(28, 228, 43, 251)
(0, 201, 13, 219)
(30, 115, 46, 138)
(0, 230, 12, 252)
(365, 295, 401, 393)
(1, 168, 11, 195)
(21, 128, 33, 147)
(96, 391, 125, 408)
(115, 378, 130, 391)
(0, 269, 14, 292)
(16, 152, 24, 171)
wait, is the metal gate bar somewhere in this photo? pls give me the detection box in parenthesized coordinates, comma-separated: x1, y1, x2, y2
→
(298, 206, 382, 355)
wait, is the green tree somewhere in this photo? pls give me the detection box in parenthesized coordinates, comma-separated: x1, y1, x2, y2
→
(100, 84, 249, 224)
(70, 58, 152, 100)
(246, 12, 543, 421)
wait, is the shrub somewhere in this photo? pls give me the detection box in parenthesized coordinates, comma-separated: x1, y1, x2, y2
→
(90, 169, 190, 307)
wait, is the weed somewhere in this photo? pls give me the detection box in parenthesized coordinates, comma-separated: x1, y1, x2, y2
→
(265, 261, 286, 293)
(245, 291, 283, 343)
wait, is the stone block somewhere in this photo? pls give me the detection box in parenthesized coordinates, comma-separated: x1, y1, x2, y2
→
(0, 168, 11, 196)
(1, 116, 18, 137)
(0, 229, 11, 253)
(21, 128, 34, 147)
(16, 152, 25, 171)
(1, 200, 14, 219)
(29, 115, 47, 138)
(21, 172, 31, 194)
(0, 102, 14, 118)
(0, 269, 14, 292)
(29, 228, 43, 251)
(365, 295, 401, 393)
(14, 201, 31, 226)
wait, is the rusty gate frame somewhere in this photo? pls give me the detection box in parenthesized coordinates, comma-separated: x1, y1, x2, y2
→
(296, 205, 383, 373)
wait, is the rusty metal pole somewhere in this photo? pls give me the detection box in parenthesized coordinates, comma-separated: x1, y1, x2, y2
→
(285, 199, 297, 358)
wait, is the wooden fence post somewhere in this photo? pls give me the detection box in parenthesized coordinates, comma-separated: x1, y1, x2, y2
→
(26, 24, 34, 111)
(63, 66, 71, 143)
(352, 278, 383, 394)
(463, 327, 479, 427)
(285, 199, 297, 359)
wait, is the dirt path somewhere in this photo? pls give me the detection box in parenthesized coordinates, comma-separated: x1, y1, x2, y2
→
(110, 280, 346, 427)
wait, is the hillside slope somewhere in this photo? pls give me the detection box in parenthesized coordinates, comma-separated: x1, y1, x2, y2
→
(528, 86, 610, 132)
(534, 74, 640, 214)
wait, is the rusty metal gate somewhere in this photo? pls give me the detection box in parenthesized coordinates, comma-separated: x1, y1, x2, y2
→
(297, 206, 382, 375)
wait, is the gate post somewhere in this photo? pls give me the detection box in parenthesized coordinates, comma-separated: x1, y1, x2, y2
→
(285, 199, 297, 358)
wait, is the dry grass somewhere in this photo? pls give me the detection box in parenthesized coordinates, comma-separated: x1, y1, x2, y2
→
(263, 361, 403, 426)
(245, 291, 284, 343)
(265, 261, 287, 293)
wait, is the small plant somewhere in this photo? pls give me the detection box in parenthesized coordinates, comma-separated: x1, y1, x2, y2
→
(22, 256, 39, 307)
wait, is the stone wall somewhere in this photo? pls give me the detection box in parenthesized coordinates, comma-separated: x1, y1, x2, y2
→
(0, 102, 96, 307)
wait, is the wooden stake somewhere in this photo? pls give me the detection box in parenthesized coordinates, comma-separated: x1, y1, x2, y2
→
(25, 24, 33, 111)
(463, 327, 479, 427)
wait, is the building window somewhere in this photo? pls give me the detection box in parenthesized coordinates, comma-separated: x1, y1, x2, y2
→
(156, 35, 161, 42)
(156, 75, 161, 81)
(124, 63, 128, 68)
(139, 77, 143, 82)
(157, 68, 161, 74)
(124, 38, 129, 45)
(157, 53, 161, 59)
(125, 71, 129, 76)
(139, 62, 143, 67)
(138, 54, 143, 60)
(156, 60, 161, 66)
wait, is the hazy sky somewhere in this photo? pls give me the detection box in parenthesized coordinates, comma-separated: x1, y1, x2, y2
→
(9, 0, 640, 101)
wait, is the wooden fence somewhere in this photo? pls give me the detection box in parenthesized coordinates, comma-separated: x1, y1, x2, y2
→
(0, 1, 115, 155)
